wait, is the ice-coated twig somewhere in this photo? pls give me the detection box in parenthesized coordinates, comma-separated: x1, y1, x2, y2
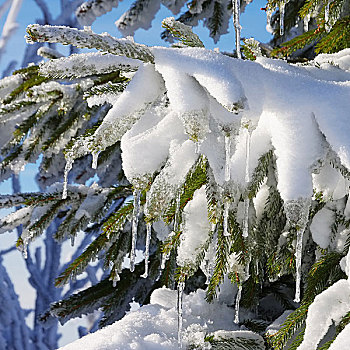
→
(141, 222, 152, 278)
(161, 17, 205, 48)
(39, 52, 141, 79)
(130, 189, 141, 272)
(177, 280, 185, 349)
(76, 0, 120, 27)
(26, 24, 155, 63)
(232, 0, 242, 58)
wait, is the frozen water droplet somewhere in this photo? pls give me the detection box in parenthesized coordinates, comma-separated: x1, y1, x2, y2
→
(160, 251, 170, 270)
(62, 159, 73, 199)
(177, 281, 185, 348)
(223, 200, 230, 236)
(141, 223, 152, 278)
(91, 151, 100, 169)
(232, 0, 242, 58)
(112, 273, 120, 287)
(234, 285, 242, 324)
(225, 134, 231, 182)
(130, 190, 141, 273)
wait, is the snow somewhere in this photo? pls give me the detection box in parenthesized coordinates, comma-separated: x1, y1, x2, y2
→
(58, 287, 241, 350)
(310, 207, 334, 249)
(177, 186, 210, 267)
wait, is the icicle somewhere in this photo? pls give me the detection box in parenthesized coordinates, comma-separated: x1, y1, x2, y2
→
(266, 8, 274, 33)
(174, 190, 181, 232)
(225, 134, 231, 182)
(279, 1, 286, 36)
(284, 199, 311, 303)
(70, 235, 75, 247)
(91, 151, 100, 169)
(223, 200, 230, 236)
(294, 227, 303, 302)
(234, 285, 242, 324)
(303, 13, 311, 32)
(243, 126, 251, 238)
(177, 281, 185, 349)
(130, 189, 141, 273)
(232, 0, 242, 58)
(21, 242, 28, 259)
(141, 223, 152, 278)
(195, 141, 201, 154)
(62, 158, 73, 199)
(325, 2, 331, 32)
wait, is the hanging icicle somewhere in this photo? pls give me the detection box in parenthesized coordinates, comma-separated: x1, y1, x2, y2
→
(294, 227, 303, 302)
(266, 8, 274, 33)
(112, 273, 120, 287)
(174, 190, 181, 233)
(225, 134, 231, 182)
(130, 189, 141, 273)
(303, 13, 311, 32)
(177, 280, 185, 349)
(91, 150, 100, 169)
(279, 1, 286, 36)
(325, 2, 331, 32)
(234, 285, 242, 324)
(243, 125, 251, 238)
(70, 235, 75, 247)
(232, 0, 242, 58)
(141, 223, 152, 278)
(62, 158, 73, 199)
(284, 199, 311, 302)
(223, 200, 230, 236)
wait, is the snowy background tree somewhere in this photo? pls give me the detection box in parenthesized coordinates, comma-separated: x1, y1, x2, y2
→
(0, 0, 350, 349)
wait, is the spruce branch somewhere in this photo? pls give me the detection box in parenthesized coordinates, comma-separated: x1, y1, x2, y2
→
(26, 25, 155, 63)
(161, 17, 205, 47)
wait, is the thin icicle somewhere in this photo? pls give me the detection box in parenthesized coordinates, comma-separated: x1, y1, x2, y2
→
(325, 2, 331, 32)
(141, 223, 152, 278)
(62, 158, 73, 199)
(232, 0, 242, 58)
(130, 189, 141, 273)
(234, 285, 242, 324)
(70, 235, 75, 247)
(174, 190, 181, 232)
(225, 134, 231, 182)
(91, 151, 100, 169)
(279, 1, 286, 36)
(223, 200, 230, 236)
(284, 199, 310, 303)
(303, 13, 311, 32)
(294, 227, 303, 302)
(243, 126, 251, 238)
(177, 281, 185, 349)
(195, 141, 201, 154)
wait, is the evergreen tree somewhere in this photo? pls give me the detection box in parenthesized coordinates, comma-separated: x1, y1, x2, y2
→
(0, 1, 350, 349)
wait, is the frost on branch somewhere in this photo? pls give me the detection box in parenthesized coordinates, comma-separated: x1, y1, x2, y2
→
(26, 24, 154, 63)
(76, 0, 120, 27)
(39, 52, 142, 79)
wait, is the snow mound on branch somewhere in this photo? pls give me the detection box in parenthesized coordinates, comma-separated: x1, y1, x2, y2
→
(58, 288, 239, 350)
